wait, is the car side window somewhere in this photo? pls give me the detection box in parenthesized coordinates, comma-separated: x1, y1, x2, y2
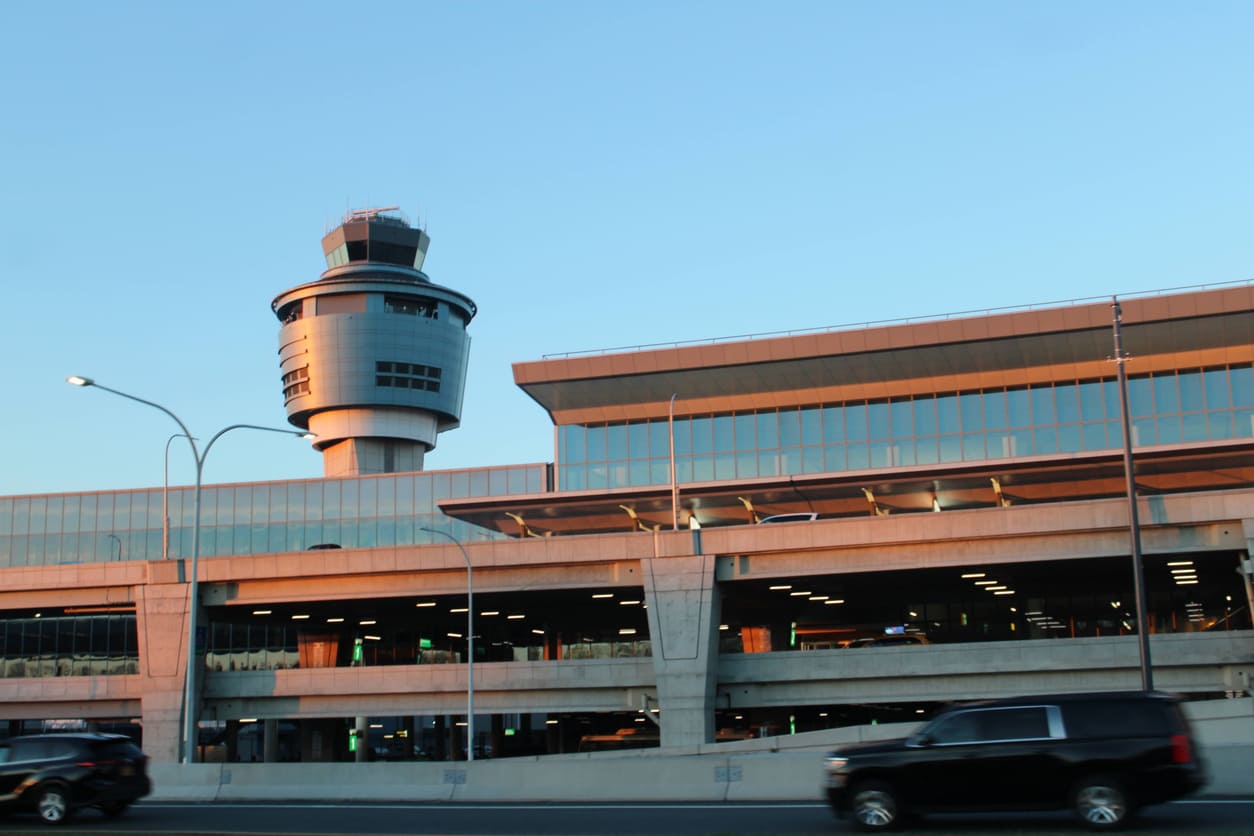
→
(0, 743, 10, 764)
(926, 710, 982, 744)
(980, 707, 1051, 741)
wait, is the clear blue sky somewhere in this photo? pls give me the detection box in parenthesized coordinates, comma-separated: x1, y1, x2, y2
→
(3, 1, 1251, 496)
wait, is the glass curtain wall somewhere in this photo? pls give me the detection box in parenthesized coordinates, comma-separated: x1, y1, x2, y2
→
(558, 365, 1254, 490)
(0, 464, 548, 568)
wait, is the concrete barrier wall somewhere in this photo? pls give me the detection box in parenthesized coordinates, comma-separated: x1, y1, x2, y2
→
(149, 697, 1254, 804)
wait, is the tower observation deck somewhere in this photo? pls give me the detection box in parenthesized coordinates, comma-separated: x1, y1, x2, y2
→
(272, 207, 477, 476)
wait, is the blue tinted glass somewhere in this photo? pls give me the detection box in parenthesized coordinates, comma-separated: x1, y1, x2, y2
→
(692, 455, 714, 481)
(469, 470, 489, 497)
(869, 442, 894, 468)
(1030, 386, 1054, 425)
(915, 437, 939, 464)
(1208, 411, 1234, 440)
(628, 422, 648, 460)
(1153, 374, 1180, 414)
(821, 406, 843, 444)
(780, 449, 802, 474)
(779, 409, 801, 447)
(914, 397, 938, 436)
(757, 451, 778, 477)
(734, 413, 755, 451)
(802, 446, 824, 473)
(1128, 376, 1154, 417)
(845, 404, 868, 441)
(714, 454, 736, 480)
(1079, 380, 1105, 421)
(1009, 430, 1031, 457)
(1181, 411, 1208, 442)
(563, 425, 586, 463)
(1033, 426, 1057, 454)
(713, 415, 735, 453)
(1156, 415, 1182, 444)
(960, 392, 983, 431)
(649, 421, 670, 458)
(757, 411, 779, 448)
(628, 459, 649, 486)
(735, 452, 758, 478)
(984, 392, 1007, 429)
(1179, 372, 1204, 412)
(1204, 368, 1231, 409)
(692, 417, 713, 454)
(825, 444, 847, 471)
(1232, 365, 1254, 407)
(1007, 389, 1031, 428)
(1057, 424, 1081, 452)
(869, 402, 891, 440)
(1055, 383, 1079, 423)
(606, 424, 628, 460)
(673, 419, 692, 456)
(358, 479, 377, 515)
(587, 426, 607, 461)
(890, 400, 913, 438)
(939, 435, 962, 462)
(936, 395, 959, 434)
(649, 460, 670, 485)
(801, 407, 821, 445)
(587, 465, 608, 490)
(1104, 380, 1122, 419)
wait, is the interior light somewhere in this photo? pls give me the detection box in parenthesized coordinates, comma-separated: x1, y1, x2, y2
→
(450, 608, 468, 614)
(619, 600, 642, 606)
(619, 628, 638, 635)
(1170, 568, 1196, 574)
(994, 590, 1015, 596)
(961, 573, 986, 579)
(480, 611, 500, 616)
(769, 585, 792, 591)
(447, 632, 463, 638)
(531, 629, 545, 635)
(592, 593, 614, 599)
(545, 719, 559, 725)
(975, 580, 998, 586)
(789, 591, 812, 597)
(291, 614, 310, 620)
(369, 723, 383, 729)
(719, 624, 729, 631)
(985, 586, 1007, 591)
(252, 610, 272, 616)
(326, 617, 344, 623)
(364, 635, 381, 641)
(824, 599, 846, 605)
(507, 614, 526, 620)
(809, 596, 829, 602)
(359, 619, 376, 625)
(415, 602, 437, 608)
(1167, 561, 1194, 566)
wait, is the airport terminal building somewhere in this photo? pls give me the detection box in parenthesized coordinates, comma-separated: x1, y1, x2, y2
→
(2, 211, 1252, 763)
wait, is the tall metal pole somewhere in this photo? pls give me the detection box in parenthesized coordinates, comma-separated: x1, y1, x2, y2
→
(1111, 299, 1154, 691)
(67, 376, 311, 762)
(669, 394, 678, 530)
(164, 433, 193, 560)
(421, 526, 474, 761)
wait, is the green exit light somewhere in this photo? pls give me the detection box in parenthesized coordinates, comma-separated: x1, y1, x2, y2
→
(419, 638, 432, 649)
(504, 728, 516, 736)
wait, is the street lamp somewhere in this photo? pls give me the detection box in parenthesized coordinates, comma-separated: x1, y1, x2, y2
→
(1110, 300, 1153, 691)
(164, 433, 195, 560)
(419, 526, 474, 762)
(67, 375, 313, 763)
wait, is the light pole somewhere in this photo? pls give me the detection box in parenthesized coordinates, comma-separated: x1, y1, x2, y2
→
(67, 375, 312, 763)
(106, 534, 122, 562)
(1110, 300, 1153, 691)
(164, 433, 194, 560)
(669, 393, 678, 531)
(420, 526, 474, 762)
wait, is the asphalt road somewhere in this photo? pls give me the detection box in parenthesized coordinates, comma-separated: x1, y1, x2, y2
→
(1, 800, 1252, 835)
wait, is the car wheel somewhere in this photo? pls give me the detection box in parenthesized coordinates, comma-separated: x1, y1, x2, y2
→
(35, 783, 73, 825)
(1072, 774, 1131, 831)
(849, 780, 903, 831)
(100, 801, 130, 818)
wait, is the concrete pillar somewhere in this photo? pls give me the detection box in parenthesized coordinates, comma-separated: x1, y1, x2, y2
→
(1240, 520, 1254, 629)
(641, 545, 720, 748)
(263, 718, 279, 763)
(354, 715, 367, 762)
(134, 573, 193, 763)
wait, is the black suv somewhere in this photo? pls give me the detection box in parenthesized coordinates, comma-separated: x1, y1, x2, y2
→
(824, 691, 1206, 831)
(0, 733, 151, 824)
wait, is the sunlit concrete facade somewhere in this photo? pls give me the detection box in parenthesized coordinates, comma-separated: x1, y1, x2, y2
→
(2, 279, 1253, 764)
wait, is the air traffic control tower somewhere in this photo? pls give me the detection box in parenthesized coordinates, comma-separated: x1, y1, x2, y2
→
(272, 207, 477, 477)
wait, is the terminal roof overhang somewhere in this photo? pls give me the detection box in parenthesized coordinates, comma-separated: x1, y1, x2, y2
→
(440, 439, 1254, 538)
(512, 286, 1254, 425)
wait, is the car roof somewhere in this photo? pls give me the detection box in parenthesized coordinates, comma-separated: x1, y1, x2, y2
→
(6, 732, 134, 742)
(942, 690, 1180, 711)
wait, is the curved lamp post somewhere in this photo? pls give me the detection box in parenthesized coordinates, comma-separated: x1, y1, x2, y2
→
(419, 526, 474, 761)
(164, 433, 195, 560)
(67, 375, 313, 763)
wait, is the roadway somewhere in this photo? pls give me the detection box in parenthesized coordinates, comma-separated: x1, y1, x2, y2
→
(1, 800, 1252, 835)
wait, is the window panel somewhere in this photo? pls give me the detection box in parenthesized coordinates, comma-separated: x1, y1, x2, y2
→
(959, 392, 983, 432)
(586, 426, 607, 461)
(984, 391, 1007, 430)
(1204, 367, 1232, 409)
(868, 402, 891, 440)
(915, 437, 939, 465)
(713, 415, 735, 453)
(692, 417, 713, 454)
(822, 406, 844, 444)
(1079, 380, 1105, 421)
(649, 421, 670, 458)
(801, 446, 824, 473)
(1030, 386, 1055, 426)
(913, 397, 938, 436)
(939, 435, 962, 462)
(756, 412, 778, 449)
(1153, 374, 1180, 415)
(1232, 365, 1254, 407)
(673, 419, 693, 456)
(825, 444, 848, 471)
(1007, 389, 1031, 428)
(1054, 383, 1080, 424)
(1156, 415, 1182, 444)
(801, 407, 822, 446)
(734, 413, 756, 452)
(735, 452, 758, 478)
(845, 403, 868, 442)
(606, 424, 628, 460)
(961, 434, 985, 460)
(936, 395, 960, 434)
(778, 409, 801, 448)
(890, 400, 913, 438)
(627, 422, 648, 460)
(1057, 424, 1082, 452)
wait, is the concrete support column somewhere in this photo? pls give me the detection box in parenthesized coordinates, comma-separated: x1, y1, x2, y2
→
(263, 719, 279, 763)
(354, 716, 368, 762)
(1241, 520, 1254, 629)
(135, 574, 193, 763)
(641, 545, 720, 748)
